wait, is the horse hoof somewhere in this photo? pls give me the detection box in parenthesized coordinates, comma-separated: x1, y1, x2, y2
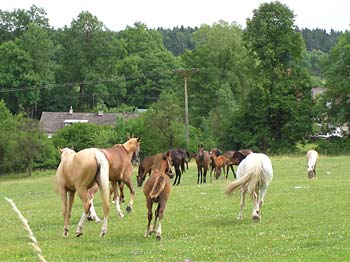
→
(76, 232, 83, 237)
(126, 206, 132, 213)
(99, 231, 106, 237)
(119, 213, 125, 219)
(252, 215, 260, 223)
(156, 235, 161, 241)
(95, 218, 102, 223)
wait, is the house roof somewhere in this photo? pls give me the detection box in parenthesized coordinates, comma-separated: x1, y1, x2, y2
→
(40, 111, 139, 134)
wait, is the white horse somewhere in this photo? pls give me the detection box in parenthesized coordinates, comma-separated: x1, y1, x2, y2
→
(306, 150, 318, 179)
(225, 153, 273, 222)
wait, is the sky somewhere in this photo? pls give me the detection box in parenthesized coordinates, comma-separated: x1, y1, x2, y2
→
(1, 0, 349, 32)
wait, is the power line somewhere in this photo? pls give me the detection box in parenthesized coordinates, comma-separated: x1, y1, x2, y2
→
(0, 70, 179, 93)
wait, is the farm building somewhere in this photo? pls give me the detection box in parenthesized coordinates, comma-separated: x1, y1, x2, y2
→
(40, 107, 139, 137)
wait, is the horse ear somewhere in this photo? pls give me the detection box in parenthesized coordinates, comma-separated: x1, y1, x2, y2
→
(137, 136, 141, 142)
(58, 147, 63, 153)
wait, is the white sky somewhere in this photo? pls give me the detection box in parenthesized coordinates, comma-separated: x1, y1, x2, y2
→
(1, 0, 349, 32)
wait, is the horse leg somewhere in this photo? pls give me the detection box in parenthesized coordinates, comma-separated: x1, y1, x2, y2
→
(252, 190, 260, 222)
(119, 181, 125, 203)
(237, 186, 246, 220)
(111, 181, 124, 218)
(76, 188, 91, 237)
(155, 201, 167, 240)
(175, 166, 181, 185)
(87, 183, 101, 223)
(123, 179, 135, 213)
(231, 166, 236, 179)
(61, 190, 76, 237)
(173, 173, 178, 186)
(144, 199, 153, 237)
(203, 168, 207, 183)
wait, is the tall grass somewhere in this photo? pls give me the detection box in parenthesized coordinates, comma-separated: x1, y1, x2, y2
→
(1, 155, 350, 261)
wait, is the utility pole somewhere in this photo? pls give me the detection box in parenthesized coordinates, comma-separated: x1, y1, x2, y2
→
(175, 68, 199, 148)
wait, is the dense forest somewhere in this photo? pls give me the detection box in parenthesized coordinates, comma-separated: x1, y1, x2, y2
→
(1, 2, 349, 175)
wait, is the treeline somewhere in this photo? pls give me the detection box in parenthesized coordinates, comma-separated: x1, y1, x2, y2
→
(1, 2, 350, 175)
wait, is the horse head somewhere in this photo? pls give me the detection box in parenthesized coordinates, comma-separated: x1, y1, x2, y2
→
(307, 166, 315, 179)
(163, 151, 174, 179)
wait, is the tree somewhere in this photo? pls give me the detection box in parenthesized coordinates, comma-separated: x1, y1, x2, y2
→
(55, 11, 125, 111)
(0, 24, 55, 117)
(116, 23, 180, 108)
(0, 5, 50, 43)
(240, 1, 313, 151)
(16, 117, 46, 176)
(0, 100, 17, 175)
(322, 31, 350, 135)
(181, 21, 252, 127)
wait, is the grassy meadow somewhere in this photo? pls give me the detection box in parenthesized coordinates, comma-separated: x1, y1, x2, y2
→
(1, 154, 350, 261)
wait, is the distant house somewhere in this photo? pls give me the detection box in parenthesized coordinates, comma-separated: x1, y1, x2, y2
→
(40, 107, 139, 138)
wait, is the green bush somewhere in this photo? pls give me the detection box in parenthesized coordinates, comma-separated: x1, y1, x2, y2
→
(314, 138, 350, 155)
(52, 123, 115, 151)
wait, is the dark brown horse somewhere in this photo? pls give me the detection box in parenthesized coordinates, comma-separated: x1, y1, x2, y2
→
(143, 152, 173, 240)
(195, 144, 210, 184)
(137, 155, 156, 187)
(100, 137, 141, 218)
(169, 149, 186, 186)
(225, 149, 253, 178)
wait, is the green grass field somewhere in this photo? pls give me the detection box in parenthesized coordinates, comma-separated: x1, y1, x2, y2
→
(1, 155, 350, 262)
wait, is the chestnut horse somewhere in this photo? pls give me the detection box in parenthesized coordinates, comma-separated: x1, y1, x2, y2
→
(195, 144, 210, 184)
(209, 148, 227, 181)
(226, 153, 273, 222)
(100, 137, 141, 218)
(143, 152, 173, 240)
(55, 147, 110, 237)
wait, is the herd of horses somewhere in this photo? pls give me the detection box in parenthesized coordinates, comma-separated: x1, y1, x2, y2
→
(55, 137, 318, 240)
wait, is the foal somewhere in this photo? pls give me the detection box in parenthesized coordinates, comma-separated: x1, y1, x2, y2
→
(306, 150, 318, 179)
(143, 152, 173, 240)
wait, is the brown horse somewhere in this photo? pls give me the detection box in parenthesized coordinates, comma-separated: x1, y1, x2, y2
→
(55, 147, 110, 237)
(143, 152, 173, 240)
(100, 137, 141, 218)
(137, 155, 156, 187)
(195, 144, 210, 184)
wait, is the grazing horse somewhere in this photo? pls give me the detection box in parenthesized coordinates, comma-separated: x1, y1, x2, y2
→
(55, 147, 110, 237)
(137, 155, 156, 187)
(306, 150, 318, 179)
(225, 153, 273, 222)
(143, 152, 173, 240)
(195, 144, 210, 184)
(224, 149, 253, 178)
(100, 137, 141, 218)
(169, 149, 186, 186)
(176, 148, 190, 171)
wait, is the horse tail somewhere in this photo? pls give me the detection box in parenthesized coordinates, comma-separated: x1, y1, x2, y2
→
(149, 175, 166, 200)
(181, 158, 185, 173)
(94, 150, 110, 212)
(225, 171, 253, 196)
(225, 154, 268, 195)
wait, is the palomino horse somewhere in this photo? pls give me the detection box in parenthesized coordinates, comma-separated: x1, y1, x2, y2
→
(195, 144, 210, 184)
(143, 152, 173, 240)
(225, 153, 273, 222)
(55, 148, 110, 237)
(100, 137, 141, 218)
(306, 149, 318, 179)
